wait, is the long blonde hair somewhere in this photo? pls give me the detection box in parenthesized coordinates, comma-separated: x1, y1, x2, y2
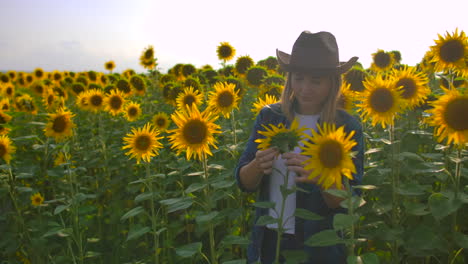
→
(280, 73, 342, 124)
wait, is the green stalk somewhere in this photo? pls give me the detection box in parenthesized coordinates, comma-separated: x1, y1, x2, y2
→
(449, 148, 463, 263)
(274, 168, 290, 264)
(202, 154, 217, 264)
(345, 178, 355, 257)
(231, 110, 237, 147)
(145, 162, 159, 264)
(389, 123, 399, 263)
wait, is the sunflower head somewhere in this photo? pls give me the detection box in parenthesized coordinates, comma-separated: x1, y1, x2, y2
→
(217, 42, 236, 62)
(7, 71, 17, 81)
(105, 60, 116, 72)
(343, 66, 368, 93)
(251, 94, 279, 118)
(255, 118, 306, 153)
(235, 55, 254, 75)
(301, 123, 357, 190)
(152, 112, 171, 132)
(371, 49, 395, 72)
(391, 66, 430, 109)
(207, 82, 240, 118)
(129, 75, 147, 95)
(116, 79, 132, 95)
(183, 77, 202, 92)
(181, 64, 196, 78)
(430, 28, 468, 73)
(124, 101, 142, 122)
(176, 86, 203, 111)
(159, 74, 176, 85)
(86, 89, 105, 112)
(71, 82, 86, 96)
(425, 88, 468, 146)
(31, 193, 44, 206)
(140, 45, 157, 70)
(168, 105, 221, 161)
(356, 74, 402, 128)
(44, 107, 76, 142)
(257, 56, 279, 72)
(122, 123, 163, 164)
(104, 89, 127, 116)
(0, 134, 15, 164)
(246, 66, 268, 87)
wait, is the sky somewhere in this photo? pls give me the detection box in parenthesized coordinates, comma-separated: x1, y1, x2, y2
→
(1, 0, 467, 73)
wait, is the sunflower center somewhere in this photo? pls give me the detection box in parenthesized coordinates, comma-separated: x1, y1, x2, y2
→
(110, 96, 123, 110)
(90, 95, 103, 106)
(440, 40, 464, 63)
(219, 46, 233, 58)
(369, 88, 394, 113)
(47, 95, 55, 106)
(52, 116, 68, 133)
(182, 120, 208, 144)
(318, 140, 343, 168)
(128, 107, 138, 117)
(6, 87, 13, 96)
(345, 70, 366, 92)
(374, 52, 391, 69)
(0, 115, 6, 124)
(135, 135, 151, 151)
(443, 98, 468, 131)
(396, 78, 417, 99)
(183, 95, 196, 106)
(0, 143, 7, 157)
(156, 118, 166, 127)
(217, 91, 234, 108)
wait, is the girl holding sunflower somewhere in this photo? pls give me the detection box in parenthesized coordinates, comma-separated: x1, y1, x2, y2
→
(235, 31, 364, 264)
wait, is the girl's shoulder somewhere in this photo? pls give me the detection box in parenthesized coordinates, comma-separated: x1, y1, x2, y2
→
(258, 103, 286, 124)
(336, 109, 362, 131)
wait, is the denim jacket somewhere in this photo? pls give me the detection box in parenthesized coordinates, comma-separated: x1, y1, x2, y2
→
(234, 103, 364, 263)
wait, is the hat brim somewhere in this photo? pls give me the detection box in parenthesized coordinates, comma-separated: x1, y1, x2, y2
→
(276, 49, 359, 76)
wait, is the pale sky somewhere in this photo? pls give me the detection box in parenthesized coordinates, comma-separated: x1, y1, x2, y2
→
(1, 0, 467, 73)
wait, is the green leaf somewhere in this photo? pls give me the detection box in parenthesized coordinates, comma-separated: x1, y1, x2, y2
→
(211, 180, 235, 189)
(365, 148, 382, 155)
(126, 226, 151, 241)
(304, 229, 342, 247)
(333, 213, 359, 230)
(429, 193, 462, 221)
(256, 215, 277, 226)
(353, 185, 378, 190)
(42, 227, 64, 238)
(54, 204, 70, 215)
(196, 211, 218, 224)
(134, 192, 156, 203)
(221, 235, 250, 245)
(340, 196, 366, 209)
(175, 242, 202, 258)
(397, 152, 424, 162)
(396, 182, 427, 196)
(454, 232, 468, 248)
(294, 208, 323, 220)
(361, 252, 380, 264)
(120, 206, 145, 222)
(84, 251, 101, 258)
(185, 183, 207, 193)
(16, 187, 33, 193)
(57, 228, 73, 237)
(252, 201, 275, 209)
(404, 201, 429, 216)
(222, 260, 246, 264)
(160, 197, 193, 213)
(406, 225, 446, 251)
(282, 250, 308, 264)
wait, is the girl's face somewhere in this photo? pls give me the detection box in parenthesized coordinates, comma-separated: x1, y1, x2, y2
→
(291, 72, 331, 114)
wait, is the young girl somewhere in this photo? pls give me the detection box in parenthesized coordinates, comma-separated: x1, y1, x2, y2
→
(235, 31, 364, 263)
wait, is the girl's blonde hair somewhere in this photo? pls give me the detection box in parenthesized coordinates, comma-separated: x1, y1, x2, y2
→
(280, 73, 342, 124)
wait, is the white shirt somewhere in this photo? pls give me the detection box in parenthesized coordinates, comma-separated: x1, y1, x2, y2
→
(267, 113, 320, 234)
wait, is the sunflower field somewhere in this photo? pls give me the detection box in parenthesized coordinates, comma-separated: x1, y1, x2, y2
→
(0, 29, 467, 264)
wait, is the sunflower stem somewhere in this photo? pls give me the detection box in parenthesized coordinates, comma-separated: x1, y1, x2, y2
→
(389, 123, 400, 263)
(449, 148, 463, 263)
(202, 154, 217, 264)
(145, 162, 160, 264)
(274, 167, 290, 264)
(345, 178, 356, 257)
(231, 110, 237, 147)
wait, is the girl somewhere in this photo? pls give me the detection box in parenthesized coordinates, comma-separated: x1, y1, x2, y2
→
(235, 31, 364, 263)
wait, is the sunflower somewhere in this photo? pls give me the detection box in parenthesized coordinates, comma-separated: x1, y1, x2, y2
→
(181, 64, 196, 78)
(425, 88, 468, 146)
(30, 81, 45, 97)
(338, 87, 356, 112)
(430, 28, 468, 75)
(7, 71, 17, 81)
(44, 107, 76, 142)
(152, 112, 171, 132)
(52, 70, 63, 83)
(235, 55, 254, 75)
(183, 77, 202, 92)
(70, 82, 86, 96)
(41, 88, 57, 111)
(124, 101, 142, 122)
(116, 78, 132, 95)
(75, 92, 90, 111)
(54, 151, 71, 167)
(24, 74, 34, 87)
(0, 111, 12, 125)
(251, 94, 279, 117)
(371, 49, 395, 72)
(140, 45, 157, 70)
(176, 86, 203, 111)
(0, 74, 10, 84)
(33, 68, 45, 80)
(0, 126, 11, 135)
(86, 71, 99, 83)
(168, 105, 221, 160)
(217, 42, 236, 62)
(85, 89, 105, 112)
(390, 66, 430, 109)
(100, 74, 108, 86)
(15, 94, 37, 114)
(343, 66, 368, 93)
(246, 66, 268, 87)
(30, 193, 44, 206)
(259, 83, 283, 99)
(256, 118, 307, 153)
(356, 74, 402, 128)
(0, 98, 10, 111)
(207, 82, 240, 118)
(257, 56, 279, 72)
(104, 89, 127, 116)
(122, 123, 163, 164)
(0, 135, 16, 164)
(105, 60, 116, 72)
(129, 75, 147, 95)
(301, 123, 357, 190)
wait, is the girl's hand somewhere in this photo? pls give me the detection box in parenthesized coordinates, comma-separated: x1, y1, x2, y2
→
(282, 152, 318, 184)
(254, 148, 279, 175)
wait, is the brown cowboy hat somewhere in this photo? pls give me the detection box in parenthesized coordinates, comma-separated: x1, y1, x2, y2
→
(276, 31, 359, 76)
